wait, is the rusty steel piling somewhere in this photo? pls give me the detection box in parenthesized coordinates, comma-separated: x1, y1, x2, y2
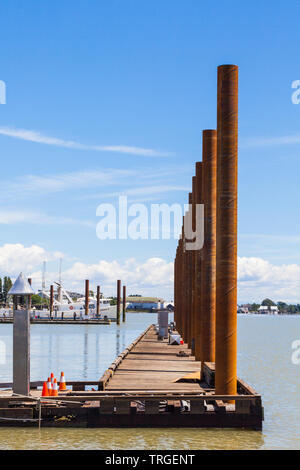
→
(85, 280, 89, 316)
(97, 285, 101, 317)
(116, 280, 121, 325)
(200, 130, 217, 368)
(194, 162, 203, 362)
(215, 64, 238, 398)
(122, 285, 126, 322)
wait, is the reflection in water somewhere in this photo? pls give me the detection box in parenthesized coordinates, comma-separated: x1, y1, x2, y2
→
(0, 427, 265, 450)
(83, 330, 88, 379)
(0, 313, 300, 449)
(116, 328, 120, 356)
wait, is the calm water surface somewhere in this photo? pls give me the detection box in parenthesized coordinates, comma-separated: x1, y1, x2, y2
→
(0, 313, 299, 450)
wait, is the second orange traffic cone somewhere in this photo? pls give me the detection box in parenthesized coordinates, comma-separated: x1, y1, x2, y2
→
(59, 372, 67, 391)
(47, 377, 52, 394)
(51, 378, 58, 396)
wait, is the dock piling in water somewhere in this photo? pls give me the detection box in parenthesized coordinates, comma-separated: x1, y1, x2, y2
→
(116, 279, 121, 325)
(122, 285, 126, 322)
(215, 65, 238, 398)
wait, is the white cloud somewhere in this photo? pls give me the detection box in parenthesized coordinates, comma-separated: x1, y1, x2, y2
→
(0, 126, 171, 157)
(238, 256, 300, 303)
(0, 243, 62, 275)
(1, 168, 133, 199)
(1, 243, 299, 303)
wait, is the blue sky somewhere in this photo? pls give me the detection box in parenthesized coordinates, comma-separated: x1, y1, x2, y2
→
(0, 1, 299, 302)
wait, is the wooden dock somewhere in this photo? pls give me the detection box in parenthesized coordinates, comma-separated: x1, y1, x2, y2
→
(0, 318, 111, 325)
(0, 325, 263, 429)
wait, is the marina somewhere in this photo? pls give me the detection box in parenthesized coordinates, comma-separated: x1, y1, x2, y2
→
(0, 313, 298, 449)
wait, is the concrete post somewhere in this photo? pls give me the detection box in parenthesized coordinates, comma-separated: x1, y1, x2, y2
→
(13, 298, 30, 396)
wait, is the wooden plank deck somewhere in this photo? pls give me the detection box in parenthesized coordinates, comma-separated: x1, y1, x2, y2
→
(0, 324, 264, 429)
(106, 327, 203, 392)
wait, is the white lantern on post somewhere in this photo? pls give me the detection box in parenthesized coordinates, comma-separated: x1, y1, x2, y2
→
(8, 273, 34, 396)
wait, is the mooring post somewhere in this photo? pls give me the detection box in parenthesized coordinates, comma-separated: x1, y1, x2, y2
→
(122, 285, 126, 322)
(187, 193, 193, 348)
(85, 279, 89, 316)
(50, 284, 54, 319)
(116, 279, 121, 325)
(215, 64, 238, 398)
(96, 285, 101, 318)
(200, 130, 217, 370)
(28, 278, 32, 312)
(174, 250, 177, 328)
(178, 238, 183, 337)
(190, 176, 197, 355)
(9, 273, 34, 396)
(194, 162, 203, 361)
(182, 220, 187, 342)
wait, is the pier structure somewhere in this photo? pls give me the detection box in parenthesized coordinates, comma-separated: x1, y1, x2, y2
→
(0, 65, 263, 429)
(174, 64, 239, 394)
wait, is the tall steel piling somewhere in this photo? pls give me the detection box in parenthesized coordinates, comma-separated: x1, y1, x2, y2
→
(200, 130, 217, 368)
(28, 278, 32, 311)
(122, 285, 126, 322)
(194, 162, 203, 362)
(85, 280, 89, 316)
(96, 285, 101, 317)
(49, 284, 54, 319)
(215, 65, 238, 397)
(187, 193, 193, 348)
(116, 280, 121, 325)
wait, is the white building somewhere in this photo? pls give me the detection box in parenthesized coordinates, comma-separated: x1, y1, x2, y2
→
(258, 305, 279, 314)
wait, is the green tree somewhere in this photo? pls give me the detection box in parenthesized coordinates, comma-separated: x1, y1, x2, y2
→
(3, 276, 12, 303)
(250, 303, 260, 312)
(261, 298, 276, 307)
(277, 301, 288, 313)
(31, 294, 44, 306)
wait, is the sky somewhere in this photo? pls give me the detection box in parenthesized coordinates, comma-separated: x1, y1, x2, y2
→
(0, 0, 300, 303)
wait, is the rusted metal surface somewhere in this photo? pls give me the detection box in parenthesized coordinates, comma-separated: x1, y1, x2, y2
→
(200, 130, 217, 367)
(96, 285, 100, 317)
(122, 285, 126, 322)
(186, 193, 193, 348)
(194, 162, 203, 362)
(215, 64, 238, 397)
(85, 279, 89, 316)
(49, 285, 54, 318)
(116, 279, 121, 325)
(190, 177, 197, 355)
(28, 278, 32, 311)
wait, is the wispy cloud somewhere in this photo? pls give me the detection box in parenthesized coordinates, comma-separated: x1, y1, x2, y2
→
(0, 126, 171, 157)
(89, 184, 190, 200)
(241, 134, 300, 148)
(0, 168, 133, 199)
(0, 210, 93, 227)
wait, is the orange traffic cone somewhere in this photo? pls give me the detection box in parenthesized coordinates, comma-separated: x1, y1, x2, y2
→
(51, 378, 58, 396)
(47, 377, 52, 394)
(50, 372, 54, 385)
(59, 372, 67, 391)
(41, 381, 49, 397)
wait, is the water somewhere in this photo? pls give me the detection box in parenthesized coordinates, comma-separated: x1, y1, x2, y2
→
(0, 313, 299, 450)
